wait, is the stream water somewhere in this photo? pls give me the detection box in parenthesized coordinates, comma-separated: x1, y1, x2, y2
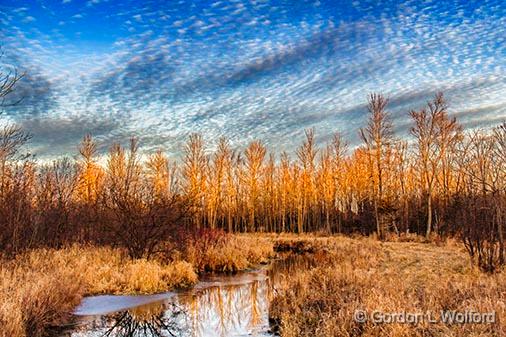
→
(59, 254, 314, 337)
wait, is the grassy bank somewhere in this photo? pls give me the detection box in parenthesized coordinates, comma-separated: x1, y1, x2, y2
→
(269, 236, 505, 337)
(0, 234, 274, 337)
(4, 233, 503, 337)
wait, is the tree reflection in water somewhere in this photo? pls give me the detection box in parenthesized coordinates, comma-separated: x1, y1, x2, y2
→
(99, 302, 188, 337)
(67, 259, 315, 337)
(180, 279, 268, 336)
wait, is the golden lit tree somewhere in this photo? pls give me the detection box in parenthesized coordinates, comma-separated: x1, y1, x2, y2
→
(410, 93, 461, 239)
(207, 137, 233, 230)
(146, 149, 176, 201)
(182, 133, 208, 228)
(242, 140, 266, 231)
(76, 134, 103, 203)
(360, 93, 394, 239)
(296, 129, 318, 233)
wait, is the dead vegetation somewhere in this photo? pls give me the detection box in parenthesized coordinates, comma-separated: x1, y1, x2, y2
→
(0, 246, 194, 337)
(0, 234, 274, 337)
(0, 93, 504, 272)
(270, 236, 505, 337)
(182, 233, 274, 272)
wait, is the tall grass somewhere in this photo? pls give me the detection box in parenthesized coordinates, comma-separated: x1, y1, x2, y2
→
(0, 257, 83, 337)
(184, 234, 274, 272)
(0, 246, 197, 337)
(270, 236, 506, 337)
(0, 234, 274, 337)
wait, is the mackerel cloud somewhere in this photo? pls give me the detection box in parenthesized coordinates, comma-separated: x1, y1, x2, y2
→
(0, 0, 504, 159)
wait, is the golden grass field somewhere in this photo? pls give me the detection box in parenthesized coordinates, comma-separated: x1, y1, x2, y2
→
(1, 234, 504, 337)
(269, 235, 505, 337)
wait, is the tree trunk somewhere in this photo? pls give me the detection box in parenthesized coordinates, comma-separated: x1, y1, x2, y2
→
(326, 207, 331, 234)
(426, 193, 432, 239)
(375, 199, 382, 239)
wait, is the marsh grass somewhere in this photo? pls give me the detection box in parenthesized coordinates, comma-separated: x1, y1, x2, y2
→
(0, 235, 274, 337)
(0, 246, 197, 337)
(184, 234, 274, 272)
(3, 234, 499, 337)
(0, 258, 83, 337)
(270, 236, 506, 337)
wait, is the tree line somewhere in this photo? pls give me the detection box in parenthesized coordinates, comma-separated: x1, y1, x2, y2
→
(0, 90, 505, 271)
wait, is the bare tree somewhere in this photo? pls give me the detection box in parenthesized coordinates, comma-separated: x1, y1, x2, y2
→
(104, 138, 145, 257)
(76, 134, 103, 203)
(206, 138, 226, 230)
(296, 129, 318, 233)
(146, 149, 176, 201)
(37, 158, 79, 246)
(181, 133, 208, 229)
(360, 93, 394, 239)
(0, 53, 30, 197)
(492, 123, 506, 265)
(0, 50, 24, 109)
(410, 93, 461, 239)
(330, 132, 348, 233)
(243, 140, 266, 231)
(0, 125, 31, 196)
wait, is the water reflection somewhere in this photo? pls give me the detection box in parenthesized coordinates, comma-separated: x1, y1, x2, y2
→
(183, 272, 270, 336)
(101, 303, 186, 337)
(63, 301, 187, 337)
(65, 254, 315, 337)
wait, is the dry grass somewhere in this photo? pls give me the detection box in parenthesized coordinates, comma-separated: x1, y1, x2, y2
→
(0, 234, 275, 337)
(270, 236, 506, 337)
(0, 249, 84, 337)
(184, 234, 274, 272)
(0, 246, 198, 337)
(8, 234, 497, 337)
(0, 256, 83, 337)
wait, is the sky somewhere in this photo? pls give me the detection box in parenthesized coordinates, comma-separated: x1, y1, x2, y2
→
(0, 0, 505, 160)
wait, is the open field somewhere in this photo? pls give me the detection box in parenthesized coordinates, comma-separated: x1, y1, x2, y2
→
(270, 235, 505, 337)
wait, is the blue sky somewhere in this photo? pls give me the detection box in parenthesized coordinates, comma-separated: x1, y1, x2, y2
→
(0, 0, 505, 159)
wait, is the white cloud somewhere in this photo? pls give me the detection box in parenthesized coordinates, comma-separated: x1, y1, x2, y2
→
(22, 16, 35, 23)
(86, 0, 101, 7)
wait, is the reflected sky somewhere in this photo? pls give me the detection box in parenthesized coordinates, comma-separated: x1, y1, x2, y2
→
(61, 254, 325, 336)
(1, 0, 505, 159)
(66, 268, 273, 337)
